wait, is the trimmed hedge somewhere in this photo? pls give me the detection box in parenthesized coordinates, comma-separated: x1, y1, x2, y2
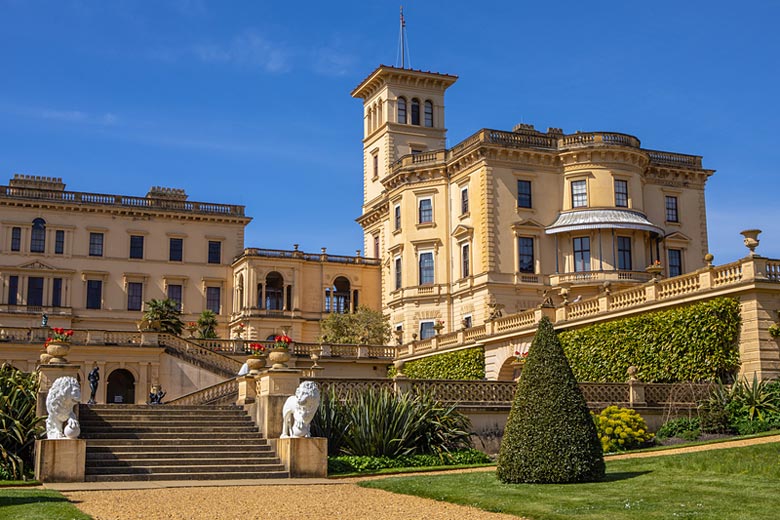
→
(389, 347, 485, 380)
(497, 317, 605, 484)
(560, 297, 741, 383)
(328, 449, 491, 474)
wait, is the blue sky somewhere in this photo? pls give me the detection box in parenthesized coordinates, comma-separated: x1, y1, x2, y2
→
(1, 1, 778, 262)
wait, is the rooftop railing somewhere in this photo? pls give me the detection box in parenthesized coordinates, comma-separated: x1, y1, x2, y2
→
(0, 185, 246, 217)
(238, 248, 380, 266)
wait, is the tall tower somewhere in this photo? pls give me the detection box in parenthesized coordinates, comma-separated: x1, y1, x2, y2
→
(351, 66, 457, 255)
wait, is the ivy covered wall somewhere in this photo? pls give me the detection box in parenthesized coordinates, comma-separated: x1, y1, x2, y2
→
(391, 347, 485, 380)
(559, 297, 741, 383)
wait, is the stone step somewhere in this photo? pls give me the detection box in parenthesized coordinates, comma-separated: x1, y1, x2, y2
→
(87, 450, 275, 460)
(80, 432, 266, 440)
(86, 439, 270, 447)
(80, 421, 255, 429)
(81, 426, 259, 434)
(83, 405, 240, 412)
(84, 470, 290, 482)
(85, 463, 287, 476)
(86, 456, 280, 467)
(79, 414, 252, 426)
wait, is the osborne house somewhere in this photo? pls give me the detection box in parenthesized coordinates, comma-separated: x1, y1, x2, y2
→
(2, 63, 779, 406)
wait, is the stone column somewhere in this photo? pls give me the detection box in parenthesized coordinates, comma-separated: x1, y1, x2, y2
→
(256, 370, 301, 438)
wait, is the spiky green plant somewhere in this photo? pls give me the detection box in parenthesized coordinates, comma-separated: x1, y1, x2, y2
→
(497, 317, 605, 484)
(728, 375, 780, 422)
(310, 388, 351, 456)
(196, 309, 219, 339)
(312, 387, 471, 458)
(0, 364, 44, 480)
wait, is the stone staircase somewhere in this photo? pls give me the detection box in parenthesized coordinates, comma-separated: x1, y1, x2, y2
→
(79, 404, 288, 481)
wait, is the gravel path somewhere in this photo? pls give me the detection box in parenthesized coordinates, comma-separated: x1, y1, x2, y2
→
(64, 434, 780, 520)
(65, 483, 521, 520)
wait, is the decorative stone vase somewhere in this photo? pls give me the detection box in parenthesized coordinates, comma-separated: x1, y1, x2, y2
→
(39, 352, 53, 364)
(740, 229, 761, 256)
(45, 341, 71, 364)
(646, 264, 663, 280)
(246, 355, 266, 375)
(268, 347, 291, 370)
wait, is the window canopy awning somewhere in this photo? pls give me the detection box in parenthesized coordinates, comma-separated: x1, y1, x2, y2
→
(545, 209, 664, 235)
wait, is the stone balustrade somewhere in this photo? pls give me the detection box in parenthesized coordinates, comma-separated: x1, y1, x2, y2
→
(0, 184, 245, 216)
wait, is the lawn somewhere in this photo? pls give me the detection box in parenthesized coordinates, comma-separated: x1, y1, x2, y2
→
(361, 442, 780, 520)
(0, 488, 92, 520)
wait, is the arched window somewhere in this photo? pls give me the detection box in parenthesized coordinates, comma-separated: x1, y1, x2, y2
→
(265, 272, 284, 311)
(411, 98, 420, 125)
(397, 97, 407, 124)
(326, 276, 351, 313)
(424, 101, 434, 127)
(31, 218, 46, 253)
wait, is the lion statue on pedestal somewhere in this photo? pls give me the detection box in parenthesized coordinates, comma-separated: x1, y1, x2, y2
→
(45, 376, 81, 439)
(280, 381, 320, 438)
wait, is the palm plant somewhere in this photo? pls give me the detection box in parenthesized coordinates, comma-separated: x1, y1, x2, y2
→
(142, 298, 184, 335)
(0, 364, 43, 480)
(197, 310, 219, 339)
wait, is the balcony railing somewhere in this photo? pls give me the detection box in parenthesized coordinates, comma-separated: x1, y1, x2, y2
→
(549, 270, 653, 287)
(238, 247, 380, 266)
(0, 185, 246, 217)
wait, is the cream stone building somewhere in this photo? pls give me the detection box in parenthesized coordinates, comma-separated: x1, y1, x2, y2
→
(352, 65, 714, 342)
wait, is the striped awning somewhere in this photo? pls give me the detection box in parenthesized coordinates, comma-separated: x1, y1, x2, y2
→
(545, 209, 664, 235)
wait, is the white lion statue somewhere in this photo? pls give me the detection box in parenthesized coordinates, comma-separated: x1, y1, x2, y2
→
(45, 376, 81, 440)
(281, 381, 320, 438)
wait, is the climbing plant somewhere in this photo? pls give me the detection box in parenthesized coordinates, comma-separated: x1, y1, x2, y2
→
(389, 347, 485, 380)
(559, 297, 741, 383)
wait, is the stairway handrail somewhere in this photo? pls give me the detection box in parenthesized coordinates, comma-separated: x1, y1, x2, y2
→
(166, 378, 239, 406)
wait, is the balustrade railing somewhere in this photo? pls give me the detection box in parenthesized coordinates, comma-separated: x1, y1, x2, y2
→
(158, 334, 242, 378)
(167, 379, 238, 406)
(0, 185, 245, 216)
(646, 150, 703, 168)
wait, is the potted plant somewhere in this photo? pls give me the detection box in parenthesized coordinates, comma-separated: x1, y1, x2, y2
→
(45, 327, 74, 364)
(268, 334, 293, 369)
(433, 319, 445, 334)
(246, 342, 267, 374)
(769, 323, 780, 339)
(512, 350, 529, 367)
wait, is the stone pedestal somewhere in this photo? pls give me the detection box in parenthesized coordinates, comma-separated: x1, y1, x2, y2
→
(236, 375, 258, 405)
(275, 437, 328, 478)
(140, 331, 159, 347)
(37, 364, 81, 418)
(34, 439, 86, 482)
(257, 370, 301, 439)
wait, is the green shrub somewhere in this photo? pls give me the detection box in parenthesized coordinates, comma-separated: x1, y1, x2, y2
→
(328, 449, 491, 474)
(656, 417, 701, 440)
(388, 347, 485, 380)
(727, 375, 780, 422)
(592, 406, 654, 452)
(497, 317, 605, 484)
(311, 387, 472, 458)
(699, 380, 734, 433)
(559, 298, 741, 383)
(0, 364, 43, 480)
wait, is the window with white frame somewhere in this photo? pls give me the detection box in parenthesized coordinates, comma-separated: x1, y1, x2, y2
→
(614, 179, 629, 208)
(418, 198, 433, 224)
(394, 256, 402, 290)
(424, 100, 433, 127)
(372, 153, 379, 178)
(518, 237, 534, 273)
(617, 236, 632, 270)
(665, 196, 679, 223)
(394, 204, 401, 230)
(573, 236, 591, 272)
(517, 180, 532, 209)
(419, 320, 435, 340)
(571, 180, 588, 208)
(460, 187, 469, 215)
(418, 250, 434, 285)
(668, 248, 683, 277)
(397, 97, 407, 124)
(461, 243, 470, 278)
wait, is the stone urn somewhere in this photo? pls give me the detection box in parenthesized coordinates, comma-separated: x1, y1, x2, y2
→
(246, 355, 266, 375)
(740, 229, 761, 256)
(268, 347, 291, 370)
(646, 263, 664, 280)
(45, 341, 71, 364)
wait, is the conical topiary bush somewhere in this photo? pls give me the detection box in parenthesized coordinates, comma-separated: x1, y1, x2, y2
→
(496, 316, 605, 483)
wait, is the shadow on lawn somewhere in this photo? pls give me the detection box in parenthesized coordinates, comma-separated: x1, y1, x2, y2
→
(601, 470, 652, 482)
(0, 495, 72, 507)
